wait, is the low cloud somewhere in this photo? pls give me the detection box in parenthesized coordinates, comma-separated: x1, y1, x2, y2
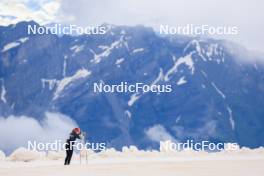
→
(145, 124, 176, 143)
(0, 112, 77, 154)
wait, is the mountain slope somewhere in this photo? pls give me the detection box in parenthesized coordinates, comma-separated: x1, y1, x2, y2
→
(0, 21, 264, 149)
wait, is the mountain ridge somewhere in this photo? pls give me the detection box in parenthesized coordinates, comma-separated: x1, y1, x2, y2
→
(0, 21, 264, 150)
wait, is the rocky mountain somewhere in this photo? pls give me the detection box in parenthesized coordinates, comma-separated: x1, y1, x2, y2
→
(0, 21, 264, 149)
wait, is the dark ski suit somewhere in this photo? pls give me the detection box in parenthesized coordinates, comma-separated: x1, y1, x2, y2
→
(64, 131, 81, 165)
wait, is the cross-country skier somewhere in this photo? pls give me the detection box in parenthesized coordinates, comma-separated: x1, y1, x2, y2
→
(64, 127, 82, 165)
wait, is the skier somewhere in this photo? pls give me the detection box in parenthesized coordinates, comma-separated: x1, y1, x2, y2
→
(64, 127, 82, 165)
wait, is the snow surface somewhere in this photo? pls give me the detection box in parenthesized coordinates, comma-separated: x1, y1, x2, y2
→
(8, 148, 45, 162)
(3, 144, 264, 162)
(1, 145, 264, 176)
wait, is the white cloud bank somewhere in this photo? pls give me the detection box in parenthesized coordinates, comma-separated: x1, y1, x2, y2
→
(0, 0, 263, 52)
(57, 0, 264, 52)
(0, 112, 77, 154)
(145, 124, 176, 143)
(0, 0, 60, 25)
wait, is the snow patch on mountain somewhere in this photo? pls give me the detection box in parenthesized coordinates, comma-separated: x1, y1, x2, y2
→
(175, 116, 181, 123)
(206, 44, 216, 58)
(18, 37, 29, 43)
(62, 55, 68, 77)
(0, 79, 7, 103)
(184, 40, 207, 61)
(201, 70, 208, 78)
(227, 106, 235, 130)
(91, 37, 125, 64)
(115, 58, 124, 65)
(177, 76, 187, 85)
(125, 110, 132, 119)
(53, 69, 91, 100)
(1, 37, 29, 52)
(41, 79, 58, 90)
(211, 82, 226, 99)
(70, 45, 84, 53)
(128, 93, 141, 106)
(128, 69, 165, 106)
(132, 48, 144, 53)
(1, 42, 20, 52)
(152, 69, 164, 85)
(70, 45, 84, 56)
(164, 54, 195, 81)
(98, 45, 109, 50)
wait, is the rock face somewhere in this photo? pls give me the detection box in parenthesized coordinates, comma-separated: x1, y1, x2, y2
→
(0, 21, 264, 149)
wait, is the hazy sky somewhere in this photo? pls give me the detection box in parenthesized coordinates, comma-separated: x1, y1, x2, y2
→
(0, 0, 263, 51)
